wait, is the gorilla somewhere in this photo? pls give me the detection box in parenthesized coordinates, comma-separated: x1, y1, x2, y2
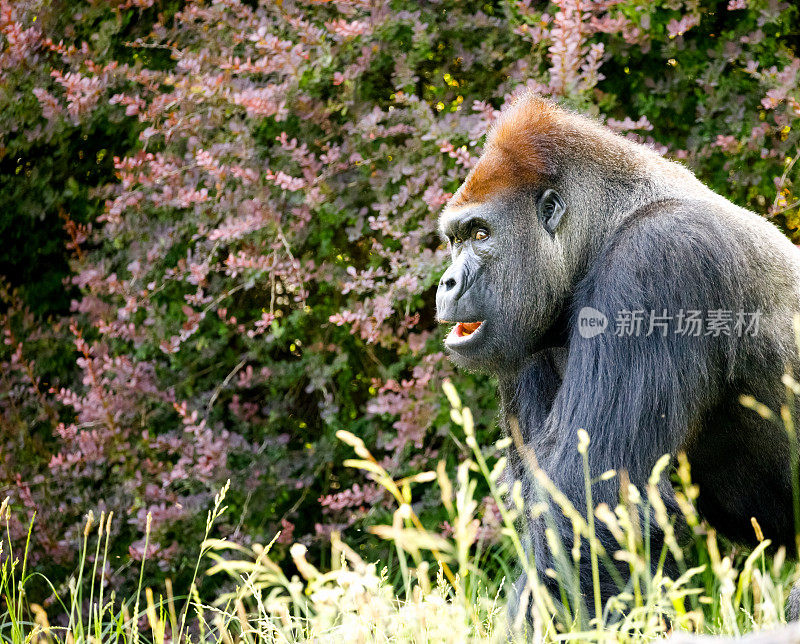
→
(435, 93, 800, 624)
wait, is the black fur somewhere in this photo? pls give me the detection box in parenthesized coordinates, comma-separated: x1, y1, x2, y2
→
(517, 199, 795, 615)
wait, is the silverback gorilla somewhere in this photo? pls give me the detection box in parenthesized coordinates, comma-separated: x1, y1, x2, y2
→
(435, 93, 800, 623)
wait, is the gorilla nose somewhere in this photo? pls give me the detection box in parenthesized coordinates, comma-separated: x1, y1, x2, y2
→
(437, 265, 464, 320)
(438, 265, 462, 298)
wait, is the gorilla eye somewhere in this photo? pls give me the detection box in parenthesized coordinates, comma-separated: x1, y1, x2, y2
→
(474, 229, 489, 241)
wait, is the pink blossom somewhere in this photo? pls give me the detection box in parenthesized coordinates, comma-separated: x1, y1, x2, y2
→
(667, 14, 700, 38)
(319, 484, 383, 512)
(232, 86, 289, 120)
(247, 311, 276, 338)
(713, 134, 739, 153)
(762, 87, 787, 109)
(32, 87, 62, 120)
(606, 115, 653, 132)
(51, 70, 104, 124)
(324, 19, 371, 40)
(276, 518, 295, 544)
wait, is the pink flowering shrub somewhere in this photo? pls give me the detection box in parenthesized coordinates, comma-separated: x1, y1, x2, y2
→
(1, 0, 799, 599)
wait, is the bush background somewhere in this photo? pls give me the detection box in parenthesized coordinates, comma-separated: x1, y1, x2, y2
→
(1, 0, 799, 606)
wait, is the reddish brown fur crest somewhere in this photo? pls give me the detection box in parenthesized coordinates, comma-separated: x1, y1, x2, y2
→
(448, 93, 565, 209)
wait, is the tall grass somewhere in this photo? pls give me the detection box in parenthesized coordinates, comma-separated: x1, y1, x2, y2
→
(2, 380, 799, 642)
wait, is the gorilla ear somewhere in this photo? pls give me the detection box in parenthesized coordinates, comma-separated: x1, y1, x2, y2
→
(538, 189, 566, 235)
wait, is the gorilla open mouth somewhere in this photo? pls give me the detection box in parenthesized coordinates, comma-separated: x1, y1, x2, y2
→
(456, 321, 482, 336)
(444, 320, 486, 349)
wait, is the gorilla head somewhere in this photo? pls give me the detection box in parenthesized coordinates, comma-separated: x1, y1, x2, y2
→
(436, 189, 569, 374)
(434, 93, 689, 375)
(433, 96, 613, 374)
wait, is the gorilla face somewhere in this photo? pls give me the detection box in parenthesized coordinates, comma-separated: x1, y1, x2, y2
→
(436, 190, 568, 374)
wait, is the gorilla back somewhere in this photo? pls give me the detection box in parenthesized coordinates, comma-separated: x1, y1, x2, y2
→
(435, 93, 800, 618)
